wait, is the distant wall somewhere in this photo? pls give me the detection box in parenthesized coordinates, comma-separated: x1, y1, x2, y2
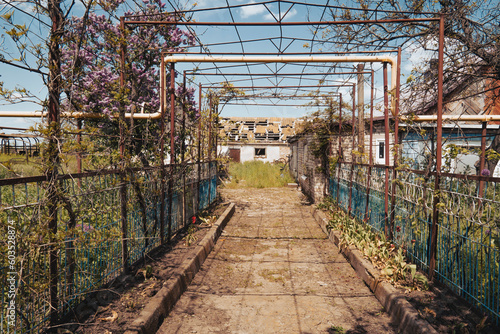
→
(289, 134, 327, 203)
(219, 143, 290, 163)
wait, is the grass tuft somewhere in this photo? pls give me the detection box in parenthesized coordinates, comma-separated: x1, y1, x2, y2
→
(223, 160, 295, 188)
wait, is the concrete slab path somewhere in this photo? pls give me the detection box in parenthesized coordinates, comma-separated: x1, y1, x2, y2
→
(157, 188, 397, 333)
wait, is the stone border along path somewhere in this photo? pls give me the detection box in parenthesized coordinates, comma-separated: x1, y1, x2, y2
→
(126, 188, 435, 333)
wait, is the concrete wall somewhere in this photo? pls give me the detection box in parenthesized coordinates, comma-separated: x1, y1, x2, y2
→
(289, 134, 327, 203)
(289, 129, 397, 203)
(219, 143, 290, 163)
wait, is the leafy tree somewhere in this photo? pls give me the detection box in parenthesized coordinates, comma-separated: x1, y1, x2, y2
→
(1, 0, 199, 167)
(60, 0, 198, 165)
(317, 0, 500, 174)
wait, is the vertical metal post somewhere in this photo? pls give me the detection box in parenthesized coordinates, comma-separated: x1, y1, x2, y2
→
(208, 95, 213, 205)
(357, 64, 365, 157)
(214, 102, 218, 204)
(365, 70, 374, 222)
(328, 100, 333, 197)
(197, 84, 202, 211)
(429, 14, 445, 280)
(389, 48, 401, 235)
(77, 119, 82, 191)
(159, 57, 166, 243)
(348, 84, 356, 215)
(383, 62, 391, 240)
(479, 121, 487, 199)
(119, 17, 129, 273)
(337, 93, 342, 205)
(77, 119, 82, 174)
(168, 62, 176, 241)
(181, 72, 187, 227)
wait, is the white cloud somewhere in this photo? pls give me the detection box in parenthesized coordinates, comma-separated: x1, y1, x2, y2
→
(239, 1, 267, 19)
(263, 8, 297, 21)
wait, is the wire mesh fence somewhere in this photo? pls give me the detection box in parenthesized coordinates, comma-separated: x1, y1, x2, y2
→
(0, 160, 217, 333)
(329, 162, 500, 325)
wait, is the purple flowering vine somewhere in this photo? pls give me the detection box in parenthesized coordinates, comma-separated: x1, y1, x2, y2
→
(60, 0, 198, 118)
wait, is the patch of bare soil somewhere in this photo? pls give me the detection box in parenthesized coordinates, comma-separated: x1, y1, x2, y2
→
(56, 201, 229, 334)
(401, 281, 498, 334)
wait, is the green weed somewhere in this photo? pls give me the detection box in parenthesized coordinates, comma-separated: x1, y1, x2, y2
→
(223, 160, 294, 188)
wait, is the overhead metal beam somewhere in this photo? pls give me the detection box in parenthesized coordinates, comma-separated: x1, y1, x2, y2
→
(164, 54, 397, 114)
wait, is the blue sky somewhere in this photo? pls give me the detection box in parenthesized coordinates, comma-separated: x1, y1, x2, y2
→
(0, 0, 430, 132)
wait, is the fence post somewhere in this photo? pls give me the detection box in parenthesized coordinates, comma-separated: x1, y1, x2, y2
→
(357, 64, 365, 157)
(389, 48, 401, 235)
(181, 71, 187, 227)
(337, 93, 342, 205)
(160, 57, 166, 244)
(197, 84, 202, 211)
(348, 84, 356, 215)
(208, 95, 213, 206)
(365, 70, 374, 222)
(429, 14, 445, 280)
(168, 62, 176, 241)
(119, 17, 129, 273)
(479, 121, 487, 199)
(383, 62, 392, 240)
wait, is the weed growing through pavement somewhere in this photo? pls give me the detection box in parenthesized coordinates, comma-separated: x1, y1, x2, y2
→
(320, 198, 429, 291)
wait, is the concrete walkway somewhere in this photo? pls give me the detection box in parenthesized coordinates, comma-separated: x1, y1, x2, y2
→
(157, 188, 396, 333)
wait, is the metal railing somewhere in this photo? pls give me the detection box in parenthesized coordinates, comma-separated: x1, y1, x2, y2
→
(329, 162, 500, 325)
(0, 161, 217, 333)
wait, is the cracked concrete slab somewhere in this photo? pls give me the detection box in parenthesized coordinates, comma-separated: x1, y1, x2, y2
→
(156, 188, 397, 334)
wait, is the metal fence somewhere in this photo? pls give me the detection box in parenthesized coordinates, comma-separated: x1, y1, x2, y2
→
(329, 162, 500, 325)
(0, 161, 217, 333)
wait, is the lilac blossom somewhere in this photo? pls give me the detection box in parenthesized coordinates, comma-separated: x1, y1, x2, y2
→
(60, 0, 198, 118)
(481, 169, 491, 177)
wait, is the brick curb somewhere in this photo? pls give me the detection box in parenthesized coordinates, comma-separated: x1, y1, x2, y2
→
(124, 203, 236, 334)
(311, 207, 438, 334)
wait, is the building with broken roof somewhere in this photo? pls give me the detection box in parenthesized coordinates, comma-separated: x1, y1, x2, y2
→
(399, 62, 500, 174)
(218, 117, 299, 163)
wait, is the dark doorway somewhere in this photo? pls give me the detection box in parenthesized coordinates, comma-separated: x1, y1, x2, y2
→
(229, 148, 241, 162)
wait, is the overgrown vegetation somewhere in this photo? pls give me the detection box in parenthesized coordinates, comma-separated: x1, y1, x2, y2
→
(318, 197, 429, 291)
(223, 160, 295, 188)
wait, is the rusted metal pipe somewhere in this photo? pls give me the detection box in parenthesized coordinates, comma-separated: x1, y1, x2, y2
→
(197, 83, 202, 211)
(186, 70, 374, 76)
(479, 121, 487, 201)
(181, 71, 187, 227)
(0, 110, 165, 119)
(348, 84, 356, 215)
(429, 14, 445, 280)
(365, 70, 375, 222)
(200, 84, 361, 89)
(126, 17, 440, 27)
(383, 62, 391, 240)
(77, 119, 82, 174)
(337, 93, 342, 205)
(160, 58, 166, 244)
(357, 64, 365, 157)
(401, 115, 500, 122)
(208, 94, 213, 203)
(389, 48, 402, 239)
(119, 16, 129, 274)
(168, 61, 176, 241)
(165, 55, 398, 108)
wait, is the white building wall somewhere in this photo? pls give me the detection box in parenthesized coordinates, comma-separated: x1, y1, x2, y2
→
(240, 146, 255, 162)
(219, 144, 289, 163)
